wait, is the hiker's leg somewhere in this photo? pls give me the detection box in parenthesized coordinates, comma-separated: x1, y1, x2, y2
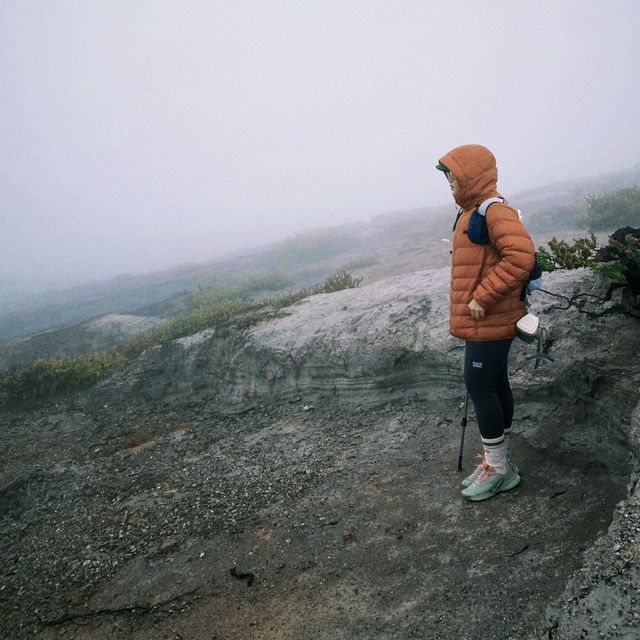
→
(496, 349, 514, 448)
(464, 340, 513, 473)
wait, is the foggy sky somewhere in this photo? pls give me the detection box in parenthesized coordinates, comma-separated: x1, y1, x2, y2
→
(2, 0, 640, 295)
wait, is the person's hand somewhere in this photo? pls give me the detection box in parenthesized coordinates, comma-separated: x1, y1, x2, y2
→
(468, 298, 485, 320)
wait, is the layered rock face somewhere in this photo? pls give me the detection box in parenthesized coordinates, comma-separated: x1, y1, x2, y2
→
(91, 269, 462, 412)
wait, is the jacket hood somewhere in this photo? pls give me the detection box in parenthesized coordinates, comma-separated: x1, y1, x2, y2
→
(438, 144, 501, 210)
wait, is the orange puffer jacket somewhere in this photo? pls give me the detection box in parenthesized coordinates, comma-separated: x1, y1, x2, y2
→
(438, 144, 536, 341)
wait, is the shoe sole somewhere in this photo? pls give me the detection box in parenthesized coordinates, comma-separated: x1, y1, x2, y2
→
(463, 473, 521, 502)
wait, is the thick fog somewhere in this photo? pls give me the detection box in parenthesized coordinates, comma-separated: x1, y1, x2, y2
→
(2, 0, 639, 295)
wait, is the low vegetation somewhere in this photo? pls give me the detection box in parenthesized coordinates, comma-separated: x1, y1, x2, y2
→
(115, 300, 251, 359)
(578, 186, 640, 231)
(537, 230, 640, 307)
(185, 274, 294, 312)
(538, 232, 639, 282)
(261, 269, 362, 309)
(0, 270, 361, 408)
(0, 352, 127, 408)
(526, 186, 640, 235)
(534, 186, 640, 309)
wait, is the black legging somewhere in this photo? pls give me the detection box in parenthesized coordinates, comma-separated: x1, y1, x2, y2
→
(464, 339, 514, 442)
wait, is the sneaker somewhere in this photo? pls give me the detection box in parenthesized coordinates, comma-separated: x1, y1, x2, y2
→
(461, 459, 521, 501)
(461, 454, 485, 488)
(461, 453, 520, 488)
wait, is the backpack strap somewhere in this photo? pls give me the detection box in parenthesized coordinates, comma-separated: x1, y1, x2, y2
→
(452, 207, 464, 232)
(477, 197, 505, 216)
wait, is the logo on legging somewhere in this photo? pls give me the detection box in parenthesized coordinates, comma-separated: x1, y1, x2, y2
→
(472, 361, 484, 368)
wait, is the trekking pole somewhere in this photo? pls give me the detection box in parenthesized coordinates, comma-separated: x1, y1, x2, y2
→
(457, 391, 469, 471)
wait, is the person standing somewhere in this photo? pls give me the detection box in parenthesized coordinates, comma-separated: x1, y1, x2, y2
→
(436, 144, 536, 501)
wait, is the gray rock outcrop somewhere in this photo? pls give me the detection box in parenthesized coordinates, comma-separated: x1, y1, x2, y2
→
(91, 269, 461, 412)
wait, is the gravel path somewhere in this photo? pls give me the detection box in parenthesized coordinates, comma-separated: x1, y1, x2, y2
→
(1, 385, 636, 639)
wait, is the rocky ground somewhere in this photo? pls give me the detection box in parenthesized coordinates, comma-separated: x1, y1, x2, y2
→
(1, 269, 639, 639)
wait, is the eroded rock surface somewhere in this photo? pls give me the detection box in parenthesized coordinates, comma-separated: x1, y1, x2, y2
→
(89, 269, 459, 412)
(1, 268, 639, 639)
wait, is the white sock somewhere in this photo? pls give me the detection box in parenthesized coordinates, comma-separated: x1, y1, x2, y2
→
(483, 442, 507, 474)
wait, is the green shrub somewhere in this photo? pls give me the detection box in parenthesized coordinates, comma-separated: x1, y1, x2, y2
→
(262, 270, 361, 309)
(578, 186, 640, 231)
(0, 352, 126, 406)
(184, 275, 294, 313)
(118, 300, 250, 359)
(537, 235, 599, 271)
(322, 269, 362, 292)
(537, 232, 640, 289)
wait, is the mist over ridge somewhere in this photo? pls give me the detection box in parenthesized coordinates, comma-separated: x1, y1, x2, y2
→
(2, 2, 640, 306)
(1, 161, 639, 346)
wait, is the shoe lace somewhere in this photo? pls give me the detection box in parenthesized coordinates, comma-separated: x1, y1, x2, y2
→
(475, 460, 496, 485)
(471, 454, 486, 475)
